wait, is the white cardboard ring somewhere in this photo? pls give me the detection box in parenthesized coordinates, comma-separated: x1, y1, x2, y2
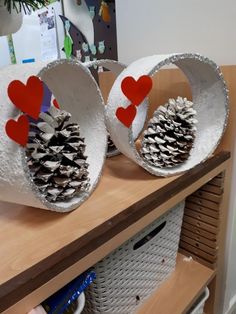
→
(0, 59, 107, 212)
(106, 53, 229, 177)
(85, 59, 126, 157)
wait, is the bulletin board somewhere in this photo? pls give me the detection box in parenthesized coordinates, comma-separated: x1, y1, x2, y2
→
(61, 0, 117, 74)
(11, 0, 65, 64)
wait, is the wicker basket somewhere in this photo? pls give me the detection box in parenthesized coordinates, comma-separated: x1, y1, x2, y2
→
(188, 288, 210, 314)
(84, 201, 185, 313)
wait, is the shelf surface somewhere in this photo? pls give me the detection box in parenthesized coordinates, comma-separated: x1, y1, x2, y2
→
(0, 151, 230, 312)
(137, 253, 215, 314)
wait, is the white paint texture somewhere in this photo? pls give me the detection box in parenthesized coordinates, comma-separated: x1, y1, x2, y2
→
(106, 53, 228, 177)
(0, 60, 107, 212)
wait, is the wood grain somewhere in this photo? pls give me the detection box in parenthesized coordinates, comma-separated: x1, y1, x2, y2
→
(0, 152, 229, 312)
(185, 202, 219, 218)
(181, 228, 217, 249)
(187, 196, 220, 211)
(136, 253, 215, 314)
(179, 248, 216, 270)
(192, 190, 222, 204)
(180, 235, 217, 255)
(0, 65, 235, 313)
(182, 222, 217, 241)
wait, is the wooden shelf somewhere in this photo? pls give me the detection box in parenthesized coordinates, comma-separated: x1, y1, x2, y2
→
(0, 151, 230, 313)
(137, 253, 215, 314)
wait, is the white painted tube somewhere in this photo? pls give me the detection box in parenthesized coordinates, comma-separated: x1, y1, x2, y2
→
(0, 59, 107, 212)
(106, 53, 229, 176)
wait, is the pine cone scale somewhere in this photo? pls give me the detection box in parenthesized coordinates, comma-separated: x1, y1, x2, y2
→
(141, 97, 198, 168)
(26, 106, 90, 203)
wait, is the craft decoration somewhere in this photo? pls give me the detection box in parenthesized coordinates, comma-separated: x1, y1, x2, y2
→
(115, 75, 152, 128)
(26, 106, 90, 203)
(41, 82, 52, 113)
(5, 114, 29, 146)
(76, 49, 82, 61)
(85, 58, 147, 158)
(116, 104, 136, 128)
(141, 97, 197, 168)
(7, 75, 44, 119)
(64, 20, 73, 60)
(121, 75, 153, 107)
(60, 1, 117, 69)
(106, 53, 229, 176)
(92, 57, 98, 69)
(99, 1, 111, 23)
(98, 40, 105, 54)
(63, 0, 94, 46)
(89, 6, 95, 19)
(89, 43, 97, 55)
(85, 55, 90, 62)
(82, 42, 89, 53)
(0, 59, 107, 212)
(53, 99, 60, 109)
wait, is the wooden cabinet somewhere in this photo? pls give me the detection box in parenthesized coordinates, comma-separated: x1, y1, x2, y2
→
(0, 65, 235, 314)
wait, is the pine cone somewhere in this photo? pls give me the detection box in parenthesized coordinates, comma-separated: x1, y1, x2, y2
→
(141, 97, 198, 168)
(107, 132, 117, 154)
(26, 106, 90, 203)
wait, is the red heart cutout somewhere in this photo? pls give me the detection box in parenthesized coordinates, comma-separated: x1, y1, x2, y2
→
(53, 98, 60, 109)
(121, 75, 153, 107)
(116, 104, 137, 128)
(8, 76, 44, 120)
(5, 115, 29, 147)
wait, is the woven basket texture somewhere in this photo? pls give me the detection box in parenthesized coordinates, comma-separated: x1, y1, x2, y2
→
(84, 201, 185, 313)
(188, 288, 209, 314)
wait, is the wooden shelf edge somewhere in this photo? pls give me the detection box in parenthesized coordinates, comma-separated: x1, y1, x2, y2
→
(0, 152, 229, 313)
(136, 253, 216, 314)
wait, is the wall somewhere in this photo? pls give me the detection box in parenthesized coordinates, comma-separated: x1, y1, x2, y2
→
(116, 0, 236, 66)
(115, 1, 236, 313)
(0, 36, 10, 67)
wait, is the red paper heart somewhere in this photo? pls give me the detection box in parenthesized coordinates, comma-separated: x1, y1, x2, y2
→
(116, 104, 137, 128)
(5, 115, 29, 147)
(8, 76, 44, 120)
(121, 75, 153, 107)
(53, 98, 60, 109)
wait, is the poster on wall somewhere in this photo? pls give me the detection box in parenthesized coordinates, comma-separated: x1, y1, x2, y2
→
(11, 1, 64, 64)
(38, 6, 58, 61)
